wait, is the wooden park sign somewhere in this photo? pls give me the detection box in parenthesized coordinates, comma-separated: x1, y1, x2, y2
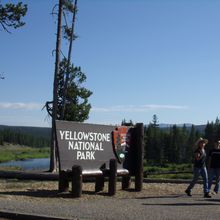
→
(56, 120, 144, 197)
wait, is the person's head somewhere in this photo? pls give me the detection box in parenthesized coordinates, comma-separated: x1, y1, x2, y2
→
(195, 138, 208, 149)
(214, 140, 220, 149)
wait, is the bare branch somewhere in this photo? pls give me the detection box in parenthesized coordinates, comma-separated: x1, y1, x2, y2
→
(0, 21, 11, 33)
(60, 50, 66, 59)
(43, 101, 53, 117)
(52, 49, 66, 59)
(62, 11, 69, 27)
(51, 4, 59, 16)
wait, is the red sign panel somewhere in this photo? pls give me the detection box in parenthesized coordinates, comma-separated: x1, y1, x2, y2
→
(112, 126, 131, 163)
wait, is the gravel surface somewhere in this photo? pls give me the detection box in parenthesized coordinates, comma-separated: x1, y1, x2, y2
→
(0, 179, 220, 219)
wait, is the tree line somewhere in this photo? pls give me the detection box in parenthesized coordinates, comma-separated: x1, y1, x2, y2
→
(0, 129, 50, 148)
(144, 115, 220, 165)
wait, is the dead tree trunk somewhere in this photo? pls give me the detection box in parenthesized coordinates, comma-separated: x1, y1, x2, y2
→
(49, 0, 63, 172)
(60, 0, 78, 120)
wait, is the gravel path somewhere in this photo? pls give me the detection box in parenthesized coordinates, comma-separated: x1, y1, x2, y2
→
(0, 179, 220, 219)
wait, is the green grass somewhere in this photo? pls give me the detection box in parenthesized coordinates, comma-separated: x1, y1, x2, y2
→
(0, 166, 22, 171)
(0, 144, 50, 163)
(144, 163, 192, 172)
(144, 162, 193, 179)
(146, 173, 193, 179)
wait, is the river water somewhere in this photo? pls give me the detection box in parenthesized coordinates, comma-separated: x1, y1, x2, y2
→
(0, 158, 50, 171)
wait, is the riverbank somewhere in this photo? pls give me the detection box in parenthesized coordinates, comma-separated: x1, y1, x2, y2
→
(0, 144, 49, 163)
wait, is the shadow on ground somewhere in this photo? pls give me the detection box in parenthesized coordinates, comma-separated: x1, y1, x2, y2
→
(0, 188, 112, 198)
(142, 202, 220, 206)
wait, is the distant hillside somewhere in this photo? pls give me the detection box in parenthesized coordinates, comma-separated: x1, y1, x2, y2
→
(0, 125, 51, 139)
(194, 125, 206, 133)
(157, 123, 206, 133)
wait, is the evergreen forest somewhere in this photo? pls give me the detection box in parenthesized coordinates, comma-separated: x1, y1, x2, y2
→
(0, 127, 50, 148)
(141, 115, 220, 165)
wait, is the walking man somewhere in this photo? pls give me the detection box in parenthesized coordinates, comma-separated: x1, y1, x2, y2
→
(185, 138, 211, 198)
(208, 140, 220, 195)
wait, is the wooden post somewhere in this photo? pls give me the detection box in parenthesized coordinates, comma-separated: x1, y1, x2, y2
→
(95, 175, 105, 192)
(135, 123, 144, 191)
(122, 175, 131, 190)
(72, 165, 82, 198)
(108, 159, 117, 196)
(58, 171, 69, 192)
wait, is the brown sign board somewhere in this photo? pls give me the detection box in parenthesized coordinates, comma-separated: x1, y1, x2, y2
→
(56, 120, 126, 171)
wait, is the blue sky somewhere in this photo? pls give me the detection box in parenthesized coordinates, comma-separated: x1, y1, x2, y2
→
(1, 0, 220, 127)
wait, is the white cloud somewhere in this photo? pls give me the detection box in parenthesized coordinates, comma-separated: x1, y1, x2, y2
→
(91, 104, 188, 112)
(142, 104, 188, 110)
(0, 102, 42, 110)
(0, 102, 188, 112)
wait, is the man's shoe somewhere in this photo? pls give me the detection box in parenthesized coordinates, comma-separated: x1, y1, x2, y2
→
(204, 192, 212, 198)
(185, 189, 192, 196)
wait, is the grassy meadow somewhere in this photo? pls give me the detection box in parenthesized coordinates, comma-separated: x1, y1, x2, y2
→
(144, 163, 193, 179)
(0, 144, 50, 163)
